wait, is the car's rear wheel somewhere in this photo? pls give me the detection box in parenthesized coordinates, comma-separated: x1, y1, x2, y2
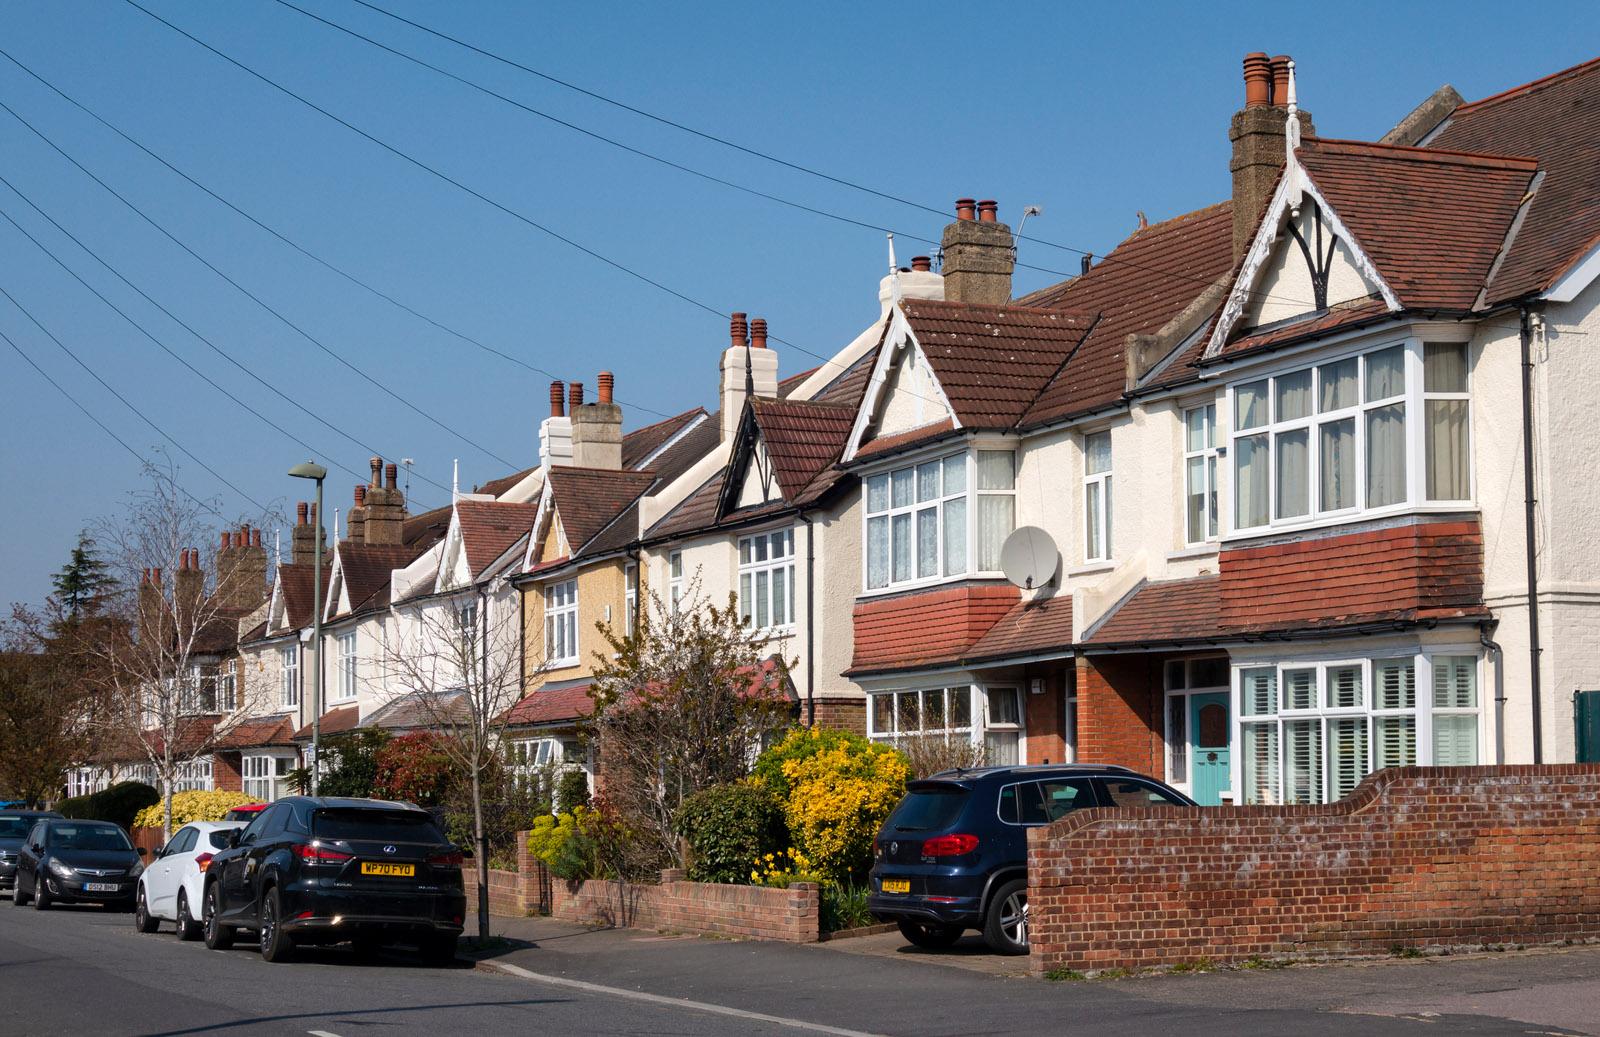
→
(134, 887, 159, 933)
(897, 919, 964, 949)
(175, 891, 201, 941)
(982, 878, 1029, 956)
(258, 887, 294, 963)
(203, 884, 234, 950)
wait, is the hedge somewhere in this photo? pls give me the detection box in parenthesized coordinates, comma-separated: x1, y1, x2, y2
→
(56, 781, 159, 831)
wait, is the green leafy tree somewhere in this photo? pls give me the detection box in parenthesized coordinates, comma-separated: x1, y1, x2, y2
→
(0, 604, 97, 806)
(52, 532, 117, 622)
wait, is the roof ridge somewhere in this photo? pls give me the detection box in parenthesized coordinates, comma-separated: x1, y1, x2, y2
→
(550, 464, 658, 478)
(623, 405, 708, 438)
(751, 395, 856, 412)
(1453, 54, 1600, 114)
(1124, 199, 1233, 238)
(1306, 135, 1540, 170)
(902, 296, 1100, 321)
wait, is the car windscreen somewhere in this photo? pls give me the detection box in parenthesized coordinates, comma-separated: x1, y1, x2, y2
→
(885, 785, 969, 832)
(0, 816, 33, 839)
(52, 825, 133, 851)
(312, 809, 445, 843)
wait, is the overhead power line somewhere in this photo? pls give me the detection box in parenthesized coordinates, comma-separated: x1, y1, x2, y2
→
(0, 279, 271, 512)
(0, 77, 517, 471)
(0, 45, 678, 422)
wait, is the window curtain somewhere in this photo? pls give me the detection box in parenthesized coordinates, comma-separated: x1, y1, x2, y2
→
(866, 516, 889, 588)
(1425, 399, 1470, 500)
(1319, 418, 1355, 510)
(942, 498, 966, 575)
(1365, 404, 1406, 507)
(977, 495, 1014, 571)
(1236, 434, 1269, 527)
(1276, 429, 1310, 518)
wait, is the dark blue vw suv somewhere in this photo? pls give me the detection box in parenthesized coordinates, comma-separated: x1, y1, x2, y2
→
(868, 764, 1193, 954)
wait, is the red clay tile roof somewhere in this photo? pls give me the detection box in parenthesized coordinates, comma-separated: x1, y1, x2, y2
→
(1429, 56, 1600, 301)
(1082, 576, 1222, 647)
(644, 470, 723, 540)
(501, 682, 594, 727)
(965, 592, 1075, 662)
(336, 542, 420, 615)
(895, 299, 1098, 431)
(620, 407, 708, 470)
(455, 499, 540, 575)
(215, 715, 298, 750)
(277, 562, 332, 629)
(856, 419, 957, 460)
(292, 705, 361, 741)
(847, 583, 1020, 676)
(1216, 298, 1396, 360)
(745, 397, 857, 502)
(545, 467, 659, 556)
(1019, 202, 1235, 423)
(1218, 519, 1486, 633)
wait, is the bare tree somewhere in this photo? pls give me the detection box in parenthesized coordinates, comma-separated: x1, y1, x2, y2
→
(376, 580, 530, 943)
(587, 579, 795, 876)
(81, 462, 274, 838)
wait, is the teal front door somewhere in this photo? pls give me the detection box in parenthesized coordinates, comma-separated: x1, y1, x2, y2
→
(1189, 692, 1231, 806)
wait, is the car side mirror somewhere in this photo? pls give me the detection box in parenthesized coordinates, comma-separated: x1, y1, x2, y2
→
(140, 847, 152, 858)
(30, 843, 42, 854)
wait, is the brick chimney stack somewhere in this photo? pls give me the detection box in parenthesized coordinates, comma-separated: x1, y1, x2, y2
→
(939, 197, 1015, 305)
(362, 459, 406, 546)
(174, 546, 204, 631)
(1230, 51, 1314, 261)
(540, 379, 574, 472)
(292, 500, 325, 565)
(719, 312, 779, 441)
(571, 370, 623, 470)
(347, 484, 367, 544)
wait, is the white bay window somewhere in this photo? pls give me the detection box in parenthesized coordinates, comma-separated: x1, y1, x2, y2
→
(866, 684, 1022, 765)
(242, 753, 294, 802)
(1232, 341, 1470, 532)
(863, 449, 1015, 591)
(1236, 652, 1481, 806)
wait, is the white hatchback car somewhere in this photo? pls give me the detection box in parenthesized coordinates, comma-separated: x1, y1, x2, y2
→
(134, 820, 246, 940)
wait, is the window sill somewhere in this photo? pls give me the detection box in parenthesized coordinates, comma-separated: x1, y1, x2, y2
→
(1224, 501, 1479, 544)
(1166, 544, 1219, 562)
(1066, 560, 1116, 578)
(857, 571, 1008, 599)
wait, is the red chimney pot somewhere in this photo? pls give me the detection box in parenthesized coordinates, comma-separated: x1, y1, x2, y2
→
(955, 198, 977, 221)
(152, 567, 162, 585)
(251, 529, 261, 548)
(219, 530, 230, 550)
(597, 371, 614, 403)
(549, 380, 565, 418)
(384, 463, 398, 490)
(296, 501, 309, 525)
(354, 484, 366, 506)
(1269, 55, 1291, 106)
(911, 256, 932, 272)
(729, 312, 748, 350)
(568, 382, 584, 410)
(369, 456, 382, 487)
(1243, 52, 1271, 108)
(749, 319, 767, 350)
(977, 200, 998, 223)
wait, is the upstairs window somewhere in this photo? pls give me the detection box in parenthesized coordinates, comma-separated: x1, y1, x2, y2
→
(1083, 431, 1113, 562)
(739, 528, 795, 631)
(624, 563, 638, 629)
(336, 632, 357, 701)
(1183, 405, 1219, 545)
(280, 645, 299, 709)
(1232, 341, 1471, 532)
(668, 552, 684, 614)
(863, 449, 1015, 591)
(218, 660, 237, 713)
(544, 579, 578, 667)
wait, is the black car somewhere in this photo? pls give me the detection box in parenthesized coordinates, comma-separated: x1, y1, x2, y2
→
(0, 810, 62, 894)
(868, 764, 1194, 954)
(201, 796, 466, 964)
(12, 818, 143, 910)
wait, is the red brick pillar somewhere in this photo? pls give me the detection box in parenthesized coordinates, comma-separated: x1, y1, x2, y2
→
(1075, 655, 1163, 773)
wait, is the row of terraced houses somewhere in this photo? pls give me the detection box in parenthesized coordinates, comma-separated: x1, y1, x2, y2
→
(70, 52, 1600, 809)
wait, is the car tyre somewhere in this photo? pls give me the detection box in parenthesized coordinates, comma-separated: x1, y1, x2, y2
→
(982, 878, 1029, 956)
(420, 932, 457, 967)
(175, 891, 201, 941)
(32, 880, 51, 911)
(13, 878, 29, 907)
(134, 887, 159, 933)
(897, 919, 964, 949)
(203, 883, 234, 950)
(258, 887, 294, 963)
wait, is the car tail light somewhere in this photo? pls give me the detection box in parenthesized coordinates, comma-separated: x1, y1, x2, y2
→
(194, 852, 214, 873)
(294, 843, 353, 865)
(921, 833, 979, 857)
(427, 851, 464, 869)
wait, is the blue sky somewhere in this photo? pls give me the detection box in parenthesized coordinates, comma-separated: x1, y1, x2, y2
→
(2, 0, 1595, 607)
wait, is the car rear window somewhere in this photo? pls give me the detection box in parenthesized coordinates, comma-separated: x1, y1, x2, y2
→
(207, 830, 236, 850)
(885, 786, 969, 832)
(52, 825, 132, 851)
(312, 809, 445, 842)
(0, 817, 32, 839)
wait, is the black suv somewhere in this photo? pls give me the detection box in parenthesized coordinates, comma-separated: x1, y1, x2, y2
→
(201, 796, 466, 964)
(868, 764, 1193, 954)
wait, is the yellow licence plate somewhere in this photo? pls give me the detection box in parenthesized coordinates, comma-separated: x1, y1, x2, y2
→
(881, 879, 910, 894)
(360, 862, 414, 877)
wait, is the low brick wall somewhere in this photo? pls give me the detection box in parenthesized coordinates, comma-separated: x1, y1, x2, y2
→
(551, 868, 820, 943)
(1028, 765, 1600, 975)
(460, 833, 549, 917)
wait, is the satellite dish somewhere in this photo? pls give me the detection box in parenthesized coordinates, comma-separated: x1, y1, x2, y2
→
(1000, 526, 1059, 591)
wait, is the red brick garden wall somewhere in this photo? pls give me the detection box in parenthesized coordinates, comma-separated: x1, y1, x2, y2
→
(551, 869, 820, 943)
(1027, 765, 1600, 974)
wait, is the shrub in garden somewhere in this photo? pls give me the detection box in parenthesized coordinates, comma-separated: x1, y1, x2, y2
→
(372, 731, 453, 806)
(56, 781, 159, 831)
(675, 782, 786, 884)
(761, 728, 909, 886)
(316, 728, 390, 798)
(751, 726, 866, 801)
(527, 807, 602, 881)
(556, 768, 591, 814)
(132, 789, 257, 830)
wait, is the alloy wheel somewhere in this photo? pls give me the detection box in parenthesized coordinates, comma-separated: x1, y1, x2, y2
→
(259, 897, 276, 954)
(1000, 891, 1029, 948)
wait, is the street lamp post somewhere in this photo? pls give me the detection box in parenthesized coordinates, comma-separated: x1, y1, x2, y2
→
(288, 461, 327, 795)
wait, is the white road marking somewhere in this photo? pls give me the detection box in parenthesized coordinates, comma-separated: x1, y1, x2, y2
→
(483, 960, 886, 1036)
(307, 1031, 343, 1037)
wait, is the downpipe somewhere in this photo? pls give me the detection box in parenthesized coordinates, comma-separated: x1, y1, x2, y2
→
(1519, 306, 1544, 763)
(1479, 620, 1506, 765)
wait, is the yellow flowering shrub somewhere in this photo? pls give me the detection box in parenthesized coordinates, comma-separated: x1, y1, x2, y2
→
(132, 790, 259, 831)
(527, 807, 602, 880)
(748, 848, 822, 888)
(778, 734, 909, 885)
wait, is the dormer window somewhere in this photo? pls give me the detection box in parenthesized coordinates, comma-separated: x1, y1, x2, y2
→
(863, 448, 1015, 592)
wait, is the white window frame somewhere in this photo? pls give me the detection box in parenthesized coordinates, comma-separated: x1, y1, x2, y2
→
(335, 631, 357, 702)
(738, 527, 796, 633)
(867, 686, 978, 746)
(624, 562, 638, 629)
(174, 756, 213, 793)
(241, 751, 295, 802)
(1229, 337, 1473, 536)
(217, 660, 237, 713)
(668, 552, 684, 614)
(544, 579, 579, 667)
(860, 447, 1016, 594)
(1182, 404, 1220, 546)
(1231, 650, 1482, 806)
(1083, 431, 1113, 563)
(1161, 657, 1231, 795)
(279, 644, 299, 710)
